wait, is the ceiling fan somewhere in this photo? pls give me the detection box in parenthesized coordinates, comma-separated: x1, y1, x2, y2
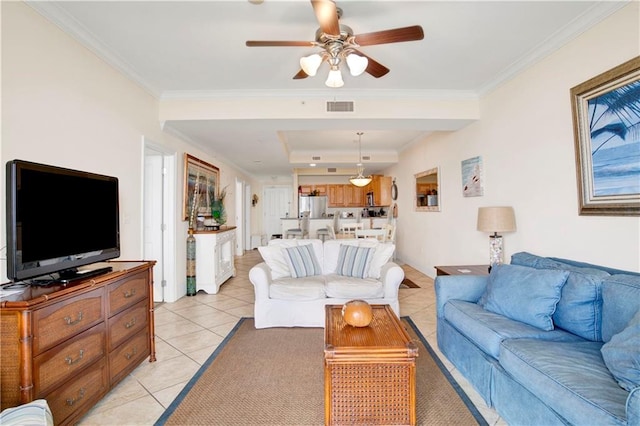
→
(245, 0, 424, 87)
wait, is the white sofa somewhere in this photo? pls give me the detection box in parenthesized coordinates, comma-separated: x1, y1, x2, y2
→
(249, 238, 404, 328)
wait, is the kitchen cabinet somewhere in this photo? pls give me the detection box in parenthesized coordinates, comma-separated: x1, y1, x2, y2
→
(366, 175, 392, 206)
(344, 185, 365, 207)
(328, 184, 345, 207)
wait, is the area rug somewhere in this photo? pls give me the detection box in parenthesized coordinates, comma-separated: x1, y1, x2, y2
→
(401, 278, 421, 288)
(155, 317, 487, 426)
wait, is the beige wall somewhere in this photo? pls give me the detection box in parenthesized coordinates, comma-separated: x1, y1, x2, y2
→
(387, 3, 640, 275)
(1, 2, 259, 298)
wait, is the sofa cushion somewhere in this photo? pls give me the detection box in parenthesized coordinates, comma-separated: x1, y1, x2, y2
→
(269, 276, 326, 300)
(259, 239, 323, 279)
(511, 251, 608, 341)
(444, 299, 582, 359)
(335, 245, 374, 279)
(499, 339, 629, 425)
(324, 274, 384, 299)
(322, 239, 394, 279)
(601, 310, 640, 392)
(283, 244, 322, 278)
(479, 264, 569, 331)
(602, 274, 640, 342)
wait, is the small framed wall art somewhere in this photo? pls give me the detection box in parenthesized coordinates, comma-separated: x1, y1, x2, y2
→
(571, 57, 640, 216)
(461, 156, 484, 197)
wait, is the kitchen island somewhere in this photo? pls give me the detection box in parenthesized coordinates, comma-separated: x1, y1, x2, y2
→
(280, 217, 390, 239)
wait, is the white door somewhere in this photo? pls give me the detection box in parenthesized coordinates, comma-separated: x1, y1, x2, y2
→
(264, 186, 292, 238)
(143, 140, 176, 303)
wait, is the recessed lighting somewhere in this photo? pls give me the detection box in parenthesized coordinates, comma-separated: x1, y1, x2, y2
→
(309, 163, 317, 167)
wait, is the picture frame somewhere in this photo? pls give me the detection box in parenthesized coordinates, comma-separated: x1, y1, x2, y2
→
(570, 57, 640, 216)
(461, 156, 484, 197)
(183, 153, 219, 223)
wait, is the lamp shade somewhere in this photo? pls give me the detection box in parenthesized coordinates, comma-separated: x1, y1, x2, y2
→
(325, 68, 344, 88)
(477, 207, 516, 233)
(346, 53, 368, 76)
(300, 53, 322, 77)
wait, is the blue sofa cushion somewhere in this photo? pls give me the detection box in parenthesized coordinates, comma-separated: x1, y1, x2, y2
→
(500, 339, 629, 425)
(444, 300, 583, 359)
(602, 274, 640, 342)
(479, 264, 568, 331)
(511, 251, 608, 341)
(283, 244, 322, 278)
(601, 310, 640, 392)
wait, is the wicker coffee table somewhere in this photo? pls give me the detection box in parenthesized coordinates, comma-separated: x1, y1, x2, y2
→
(324, 304, 418, 426)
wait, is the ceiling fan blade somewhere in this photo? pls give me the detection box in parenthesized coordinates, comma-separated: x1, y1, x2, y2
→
(293, 69, 309, 79)
(311, 0, 340, 36)
(246, 41, 314, 47)
(353, 50, 390, 78)
(353, 25, 424, 46)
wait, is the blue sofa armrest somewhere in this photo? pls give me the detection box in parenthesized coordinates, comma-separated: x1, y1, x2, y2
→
(628, 386, 640, 426)
(435, 275, 488, 319)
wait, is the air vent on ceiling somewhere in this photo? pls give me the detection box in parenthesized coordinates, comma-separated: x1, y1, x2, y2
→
(312, 156, 321, 161)
(326, 101, 354, 112)
(327, 168, 337, 173)
(362, 155, 371, 161)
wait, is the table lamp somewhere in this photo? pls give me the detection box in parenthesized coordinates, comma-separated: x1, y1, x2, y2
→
(477, 206, 516, 272)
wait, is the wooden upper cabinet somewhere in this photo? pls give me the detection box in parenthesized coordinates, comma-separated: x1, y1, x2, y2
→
(366, 176, 392, 206)
(345, 185, 365, 207)
(328, 184, 345, 207)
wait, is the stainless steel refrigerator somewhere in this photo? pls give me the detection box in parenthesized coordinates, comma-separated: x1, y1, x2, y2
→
(299, 196, 328, 218)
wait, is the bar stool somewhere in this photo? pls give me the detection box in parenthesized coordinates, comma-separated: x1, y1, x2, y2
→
(285, 213, 309, 239)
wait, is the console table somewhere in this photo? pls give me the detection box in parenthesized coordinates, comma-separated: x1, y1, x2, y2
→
(193, 226, 236, 294)
(0, 261, 156, 426)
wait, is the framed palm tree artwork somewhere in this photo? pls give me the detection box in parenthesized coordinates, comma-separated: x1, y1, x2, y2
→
(571, 56, 640, 216)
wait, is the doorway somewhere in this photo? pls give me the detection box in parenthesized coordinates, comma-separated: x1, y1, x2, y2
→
(263, 186, 292, 239)
(143, 139, 177, 303)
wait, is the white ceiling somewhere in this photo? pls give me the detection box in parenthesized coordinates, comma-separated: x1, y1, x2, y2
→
(29, 0, 627, 177)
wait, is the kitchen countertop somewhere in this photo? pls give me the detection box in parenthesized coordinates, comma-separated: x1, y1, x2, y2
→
(281, 216, 389, 220)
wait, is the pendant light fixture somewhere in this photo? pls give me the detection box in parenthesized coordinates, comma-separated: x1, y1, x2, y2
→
(349, 132, 372, 187)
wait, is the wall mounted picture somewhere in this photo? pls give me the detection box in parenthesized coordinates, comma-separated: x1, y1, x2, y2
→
(571, 57, 640, 216)
(461, 156, 484, 197)
(183, 153, 219, 223)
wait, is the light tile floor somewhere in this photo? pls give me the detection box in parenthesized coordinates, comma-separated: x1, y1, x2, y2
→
(79, 250, 506, 425)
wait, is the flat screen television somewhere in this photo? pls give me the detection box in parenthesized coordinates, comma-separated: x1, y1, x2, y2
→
(6, 160, 120, 282)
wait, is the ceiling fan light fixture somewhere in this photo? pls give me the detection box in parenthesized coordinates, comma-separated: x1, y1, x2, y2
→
(300, 53, 323, 76)
(325, 68, 344, 88)
(346, 53, 368, 77)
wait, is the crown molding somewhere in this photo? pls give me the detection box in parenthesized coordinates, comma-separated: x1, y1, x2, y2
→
(477, 1, 630, 95)
(26, 1, 162, 98)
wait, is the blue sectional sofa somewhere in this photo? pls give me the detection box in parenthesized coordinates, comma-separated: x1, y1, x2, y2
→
(435, 252, 640, 425)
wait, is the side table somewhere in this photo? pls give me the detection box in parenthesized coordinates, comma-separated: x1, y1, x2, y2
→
(434, 265, 490, 276)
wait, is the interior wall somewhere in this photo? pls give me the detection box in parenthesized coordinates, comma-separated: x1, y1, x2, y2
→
(1, 3, 259, 299)
(387, 3, 640, 276)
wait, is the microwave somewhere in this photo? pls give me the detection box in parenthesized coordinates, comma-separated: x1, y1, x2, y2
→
(366, 192, 374, 206)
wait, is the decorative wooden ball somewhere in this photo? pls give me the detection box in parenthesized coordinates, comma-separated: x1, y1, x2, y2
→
(341, 300, 373, 327)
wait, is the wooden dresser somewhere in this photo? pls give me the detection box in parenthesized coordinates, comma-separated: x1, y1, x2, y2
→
(0, 261, 156, 425)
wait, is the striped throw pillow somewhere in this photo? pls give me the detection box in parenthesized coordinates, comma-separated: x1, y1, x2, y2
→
(284, 244, 322, 278)
(336, 245, 375, 279)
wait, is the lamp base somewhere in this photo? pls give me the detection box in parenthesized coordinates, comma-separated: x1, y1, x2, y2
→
(489, 234, 504, 271)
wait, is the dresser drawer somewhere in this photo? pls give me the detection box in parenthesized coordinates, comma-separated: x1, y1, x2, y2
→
(107, 271, 148, 316)
(34, 323, 106, 396)
(45, 358, 108, 426)
(108, 299, 148, 351)
(33, 288, 105, 355)
(109, 328, 150, 385)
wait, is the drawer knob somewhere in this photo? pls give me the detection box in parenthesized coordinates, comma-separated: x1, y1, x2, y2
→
(125, 347, 138, 360)
(65, 349, 85, 366)
(123, 288, 136, 298)
(66, 387, 86, 406)
(124, 318, 137, 329)
(63, 311, 84, 326)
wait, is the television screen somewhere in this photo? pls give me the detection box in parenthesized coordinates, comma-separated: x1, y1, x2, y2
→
(6, 160, 120, 282)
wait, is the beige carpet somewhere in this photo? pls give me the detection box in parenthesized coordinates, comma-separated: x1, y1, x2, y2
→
(155, 318, 487, 426)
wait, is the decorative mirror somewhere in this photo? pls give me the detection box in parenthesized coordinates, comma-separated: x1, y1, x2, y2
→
(415, 167, 440, 212)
